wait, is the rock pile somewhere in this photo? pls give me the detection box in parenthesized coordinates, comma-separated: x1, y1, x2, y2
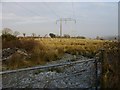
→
(2, 48, 30, 61)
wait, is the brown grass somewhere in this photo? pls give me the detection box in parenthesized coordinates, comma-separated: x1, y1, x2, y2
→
(2, 38, 105, 70)
(2, 37, 119, 88)
(100, 41, 119, 89)
(3, 38, 64, 70)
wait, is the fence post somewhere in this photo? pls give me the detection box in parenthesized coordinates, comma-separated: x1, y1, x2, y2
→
(100, 49, 105, 89)
(95, 57, 98, 90)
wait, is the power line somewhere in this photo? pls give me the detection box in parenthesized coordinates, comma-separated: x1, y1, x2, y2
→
(14, 2, 60, 22)
(71, 1, 77, 36)
(3, 2, 61, 37)
(4, 2, 79, 37)
(15, 2, 43, 17)
(13, 2, 77, 22)
(2, 3, 38, 34)
(72, 2, 75, 18)
(42, 2, 60, 18)
(6, 3, 53, 30)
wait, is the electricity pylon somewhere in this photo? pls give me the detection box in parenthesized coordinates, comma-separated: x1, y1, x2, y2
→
(56, 18, 76, 37)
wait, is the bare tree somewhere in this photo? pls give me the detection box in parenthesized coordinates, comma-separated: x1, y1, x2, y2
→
(38, 35, 40, 37)
(23, 33, 26, 37)
(13, 31, 20, 37)
(32, 33, 36, 37)
(2, 28, 13, 35)
(96, 36, 100, 40)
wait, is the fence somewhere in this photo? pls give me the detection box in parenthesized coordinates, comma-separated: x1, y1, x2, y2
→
(0, 59, 95, 75)
(1, 49, 110, 89)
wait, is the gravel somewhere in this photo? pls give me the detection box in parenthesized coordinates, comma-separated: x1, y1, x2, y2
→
(2, 53, 101, 89)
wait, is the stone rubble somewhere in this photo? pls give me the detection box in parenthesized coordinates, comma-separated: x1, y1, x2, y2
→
(2, 53, 101, 89)
(2, 48, 30, 61)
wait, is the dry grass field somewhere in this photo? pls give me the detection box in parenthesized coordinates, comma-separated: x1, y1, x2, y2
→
(2, 37, 116, 69)
(2, 35, 119, 88)
(35, 38, 105, 57)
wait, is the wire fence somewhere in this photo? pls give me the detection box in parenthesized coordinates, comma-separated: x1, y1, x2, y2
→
(0, 58, 95, 75)
(1, 50, 103, 89)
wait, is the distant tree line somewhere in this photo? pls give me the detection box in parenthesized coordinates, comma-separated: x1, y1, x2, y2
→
(49, 33, 86, 39)
(1, 28, 87, 39)
(2, 28, 20, 37)
(1, 28, 21, 42)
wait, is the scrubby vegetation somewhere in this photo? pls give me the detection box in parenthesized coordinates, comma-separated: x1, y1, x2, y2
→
(2, 35, 117, 69)
(2, 34, 64, 70)
(2, 33, 119, 88)
(100, 41, 119, 89)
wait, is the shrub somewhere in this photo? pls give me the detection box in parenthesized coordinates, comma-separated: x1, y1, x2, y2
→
(49, 33, 56, 38)
(76, 36, 86, 39)
(2, 34, 21, 49)
(19, 39, 41, 52)
(63, 34, 70, 38)
(2, 34, 17, 41)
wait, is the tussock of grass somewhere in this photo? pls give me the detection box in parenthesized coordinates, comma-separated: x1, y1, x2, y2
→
(48, 67, 64, 73)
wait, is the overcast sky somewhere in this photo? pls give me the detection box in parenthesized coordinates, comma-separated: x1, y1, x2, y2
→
(1, 1, 118, 38)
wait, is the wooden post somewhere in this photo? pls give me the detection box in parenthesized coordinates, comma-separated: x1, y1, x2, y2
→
(95, 58, 98, 90)
(100, 49, 105, 89)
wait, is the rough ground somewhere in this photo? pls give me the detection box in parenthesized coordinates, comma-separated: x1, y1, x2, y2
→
(2, 53, 101, 89)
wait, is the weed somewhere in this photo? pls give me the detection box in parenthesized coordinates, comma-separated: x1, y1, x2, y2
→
(48, 67, 63, 73)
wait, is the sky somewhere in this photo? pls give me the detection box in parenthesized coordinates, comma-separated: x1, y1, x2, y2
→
(0, 0, 118, 38)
